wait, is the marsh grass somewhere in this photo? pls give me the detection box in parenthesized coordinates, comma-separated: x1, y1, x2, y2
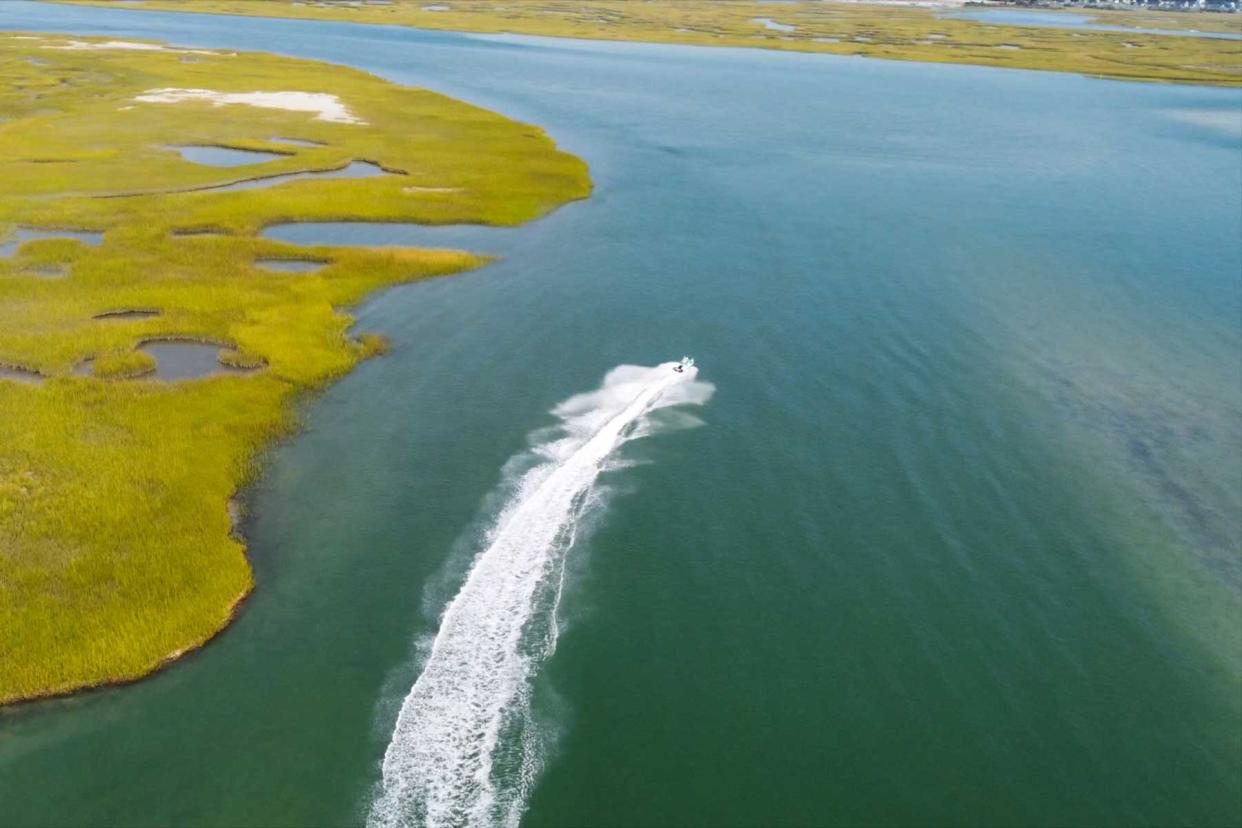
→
(48, 0, 1242, 87)
(91, 348, 156, 378)
(0, 33, 589, 704)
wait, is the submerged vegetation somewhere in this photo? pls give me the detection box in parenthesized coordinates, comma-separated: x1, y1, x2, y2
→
(0, 33, 589, 704)
(48, 0, 1242, 86)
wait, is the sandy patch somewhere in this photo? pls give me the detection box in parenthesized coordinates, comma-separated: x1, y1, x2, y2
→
(402, 185, 462, 194)
(133, 89, 365, 125)
(42, 39, 226, 55)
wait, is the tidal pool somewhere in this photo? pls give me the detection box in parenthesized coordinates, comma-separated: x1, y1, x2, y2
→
(254, 257, 327, 272)
(261, 219, 522, 253)
(140, 341, 257, 380)
(164, 144, 290, 166)
(207, 160, 393, 192)
(0, 365, 43, 383)
(74, 341, 258, 380)
(0, 227, 103, 258)
(170, 227, 229, 237)
(752, 17, 796, 33)
(1, 5, 1239, 828)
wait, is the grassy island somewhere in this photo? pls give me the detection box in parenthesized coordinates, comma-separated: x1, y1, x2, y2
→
(46, 0, 1242, 87)
(0, 33, 589, 705)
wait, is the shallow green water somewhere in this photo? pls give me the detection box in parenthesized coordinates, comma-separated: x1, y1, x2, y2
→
(2, 4, 1241, 826)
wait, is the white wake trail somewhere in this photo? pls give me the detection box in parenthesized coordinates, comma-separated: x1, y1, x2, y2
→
(369, 361, 713, 828)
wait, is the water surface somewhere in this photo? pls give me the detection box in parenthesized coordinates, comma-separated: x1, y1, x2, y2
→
(165, 144, 289, 166)
(254, 257, 328, 273)
(752, 17, 796, 33)
(1, 4, 1239, 827)
(210, 160, 393, 193)
(0, 365, 43, 383)
(140, 341, 256, 380)
(0, 227, 103, 258)
(262, 220, 520, 253)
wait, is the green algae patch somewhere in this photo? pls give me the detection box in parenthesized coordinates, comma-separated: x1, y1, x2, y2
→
(46, 0, 1242, 87)
(0, 33, 589, 705)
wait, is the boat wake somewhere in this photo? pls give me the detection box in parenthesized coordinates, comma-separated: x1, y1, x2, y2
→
(368, 361, 714, 828)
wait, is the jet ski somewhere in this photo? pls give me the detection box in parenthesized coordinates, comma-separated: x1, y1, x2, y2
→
(673, 356, 694, 373)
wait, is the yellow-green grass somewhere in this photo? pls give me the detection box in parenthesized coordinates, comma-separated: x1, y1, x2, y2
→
(1071, 7, 1242, 35)
(0, 33, 589, 705)
(47, 0, 1242, 86)
(90, 348, 156, 378)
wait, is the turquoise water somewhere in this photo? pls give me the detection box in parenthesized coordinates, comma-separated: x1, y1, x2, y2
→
(942, 9, 1242, 40)
(1, 3, 1240, 826)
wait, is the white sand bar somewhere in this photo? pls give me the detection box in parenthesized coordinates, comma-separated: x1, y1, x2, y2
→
(43, 39, 225, 55)
(133, 89, 365, 125)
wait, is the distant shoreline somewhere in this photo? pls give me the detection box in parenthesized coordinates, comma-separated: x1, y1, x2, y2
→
(42, 0, 1242, 86)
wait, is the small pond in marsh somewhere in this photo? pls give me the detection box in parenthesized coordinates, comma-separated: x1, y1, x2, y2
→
(140, 341, 257, 380)
(164, 144, 290, 166)
(254, 258, 328, 273)
(0, 227, 103, 258)
(210, 160, 393, 192)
